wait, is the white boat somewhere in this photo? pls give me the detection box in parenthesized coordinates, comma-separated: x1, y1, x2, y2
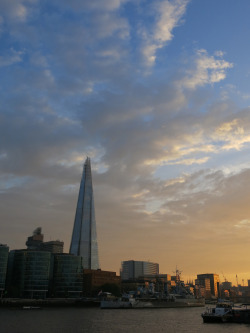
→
(101, 295, 137, 309)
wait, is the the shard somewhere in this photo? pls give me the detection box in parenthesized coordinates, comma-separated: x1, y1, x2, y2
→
(69, 157, 99, 269)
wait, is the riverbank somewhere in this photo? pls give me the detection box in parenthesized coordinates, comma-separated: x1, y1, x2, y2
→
(0, 298, 100, 308)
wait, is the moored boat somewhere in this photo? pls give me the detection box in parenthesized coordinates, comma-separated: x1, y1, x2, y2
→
(201, 302, 233, 323)
(101, 293, 204, 309)
(101, 267, 205, 309)
(201, 302, 250, 323)
(101, 294, 136, 309)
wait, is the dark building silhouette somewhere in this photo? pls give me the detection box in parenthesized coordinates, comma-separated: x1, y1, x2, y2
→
(82, 269, 121, 296)
(26, 227, 64, 253)
(197, 273, 220, 299)
(0, 244, 9, 296)
(40, 240, 64, 253)
(26, 227, 44, 250)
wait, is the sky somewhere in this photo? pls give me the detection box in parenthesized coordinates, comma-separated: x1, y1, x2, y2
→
(1, 0, 250, 285)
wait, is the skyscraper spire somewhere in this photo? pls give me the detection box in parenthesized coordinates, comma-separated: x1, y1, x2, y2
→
(69, 157, 99, 269)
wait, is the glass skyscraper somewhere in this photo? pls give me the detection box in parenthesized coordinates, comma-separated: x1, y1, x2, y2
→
(69, 157, 99, 269)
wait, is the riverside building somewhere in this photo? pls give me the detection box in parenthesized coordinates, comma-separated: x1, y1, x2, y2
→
(197, 273, 220, 299)
(121, 260, 159, 281)
(52, 254, 83, 298)
(7, 249, 52, 298)
(82, 269, 121, 296)
(69, 157, 99, 269)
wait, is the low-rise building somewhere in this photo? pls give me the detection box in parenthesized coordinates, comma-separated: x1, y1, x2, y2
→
(83, 269, 121, 296)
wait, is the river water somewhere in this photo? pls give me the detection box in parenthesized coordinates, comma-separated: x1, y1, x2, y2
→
(0, 306, 249, 333)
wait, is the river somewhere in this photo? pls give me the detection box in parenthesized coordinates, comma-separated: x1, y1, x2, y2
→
(0, 306, 249, 333)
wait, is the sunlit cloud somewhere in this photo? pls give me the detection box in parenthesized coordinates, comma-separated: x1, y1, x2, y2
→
(212, 119, 250, 151)
(168, 156, 210, 165)
(164, 177, 185, 187)
(180, 49, 233, 89)
(140, 0, 190, 66)
(132, 189, 150, 199)
(234, 219, 250, 229)
(1, 0, 250, 279)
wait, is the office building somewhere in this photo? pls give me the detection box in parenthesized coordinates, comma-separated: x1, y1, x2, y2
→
(121, 260, 159, 280)
(197, 273, 220, 298)
(0, 244, 9, 296)
(40, 240, 64, 253)
(52, 254, 83, 298)
(70, 157, 99, 269)
(7, 250, 52, 298)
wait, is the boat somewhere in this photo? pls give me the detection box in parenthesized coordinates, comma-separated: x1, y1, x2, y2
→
(101, 294, 137, 309)
(101, 268, 205, 309)
(201, 301, 250, 323)
(101, 293, 204, 309)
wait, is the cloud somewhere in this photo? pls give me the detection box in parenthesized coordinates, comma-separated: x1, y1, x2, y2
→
(140, 0, 190, 66)
(0, 0, 37, 23)
(234, 219, 250, 228)
(0, 48, 24, 67)
(1, 0, 250, 278)
(212, 116, 250, 151)
(180, 49, 233, 89)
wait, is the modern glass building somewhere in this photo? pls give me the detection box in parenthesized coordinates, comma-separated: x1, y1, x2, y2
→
(69, 157, 99, 269)
(121, 260, 159, 280)
(52, 254, 83, 298)
(7, 250, 52, 298)
(0, 244, 9, 296)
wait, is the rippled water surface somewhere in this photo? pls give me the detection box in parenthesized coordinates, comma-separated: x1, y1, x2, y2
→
(1, 306, 250, 333)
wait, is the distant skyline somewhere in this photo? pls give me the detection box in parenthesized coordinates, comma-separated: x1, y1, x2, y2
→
(1, 0, 250, 285)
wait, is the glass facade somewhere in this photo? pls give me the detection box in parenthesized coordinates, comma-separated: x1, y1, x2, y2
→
(52, 254, 83, 297)
(70, 157, 99, 269)
(121, 260, 159, 280)
(7, 250, 51, 298)
(0, 244, 9, 294)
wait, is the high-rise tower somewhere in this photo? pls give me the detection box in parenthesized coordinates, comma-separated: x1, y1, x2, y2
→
(69, 157, 99, 269)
